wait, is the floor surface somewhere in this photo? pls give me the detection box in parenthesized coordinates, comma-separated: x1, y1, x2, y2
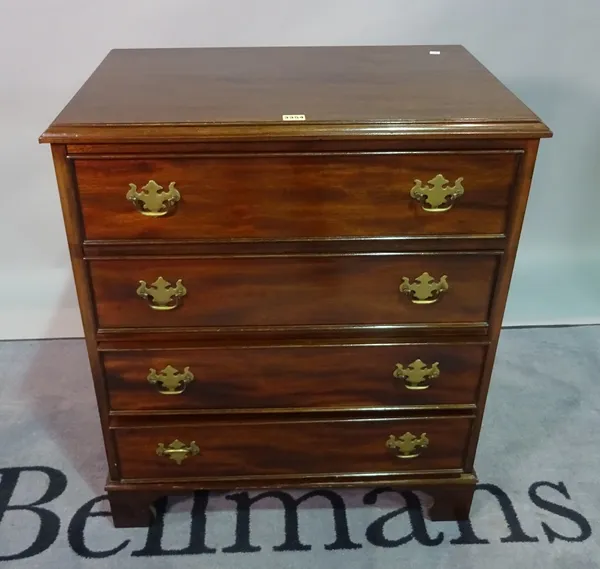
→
(0, 326, 598, 567)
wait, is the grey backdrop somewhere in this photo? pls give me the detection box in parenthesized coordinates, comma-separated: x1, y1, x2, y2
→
(1, 0, 598, 339)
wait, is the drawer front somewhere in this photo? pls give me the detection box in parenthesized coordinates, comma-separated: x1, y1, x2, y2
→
(75, 152, 519, 240)
(104, 343, 486, 411)
(113, 416, 472, 480)
(90, 254, 498, 329)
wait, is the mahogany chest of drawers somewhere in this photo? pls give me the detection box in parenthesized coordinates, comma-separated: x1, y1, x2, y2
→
(40, 45, 551, 527)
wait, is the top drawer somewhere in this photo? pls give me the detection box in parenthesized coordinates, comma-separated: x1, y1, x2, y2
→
(74, 151, 520, 241)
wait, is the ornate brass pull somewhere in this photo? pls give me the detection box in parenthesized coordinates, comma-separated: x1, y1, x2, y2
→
(156, 439, 200, 465)
(136, 276, 187, 310)
(386, 432, 429, 459)
(410, 174, 464, 212)
(147, 365, 195, 395)
(399, 272, 448, 304)
(393, 359, 440, 390)
(126, 180, 181, 216)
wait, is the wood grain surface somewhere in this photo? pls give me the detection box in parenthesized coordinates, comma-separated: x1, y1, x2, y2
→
(103, 341, 487, 412)
(89, 253, 499, 330)
(40, 45, 551, 527)
(113, 415, 473, 480)
(47, 46, 541, 125)
(74, 151, 519, 240)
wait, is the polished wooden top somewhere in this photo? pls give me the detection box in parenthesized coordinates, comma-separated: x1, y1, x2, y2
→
(40, 45, 551, 143)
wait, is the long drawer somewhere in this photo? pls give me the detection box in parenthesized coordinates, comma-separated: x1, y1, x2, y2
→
(113, 415, 473, 481)
(103, 342, 486, 412)
(74, 151, 519, 240)
(89, 253, 499, 330)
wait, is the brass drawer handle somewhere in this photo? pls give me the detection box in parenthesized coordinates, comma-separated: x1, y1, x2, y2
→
(156, 439, 200, 465)
(410, 174, 464, 212)
(147, 365, 195, 395)
(393, 359, 439, 390)
(399, 272, 448, 304)
(386, 432, 429, 459)
(126, 180, 181, 216)
(136, 276, 187, 310)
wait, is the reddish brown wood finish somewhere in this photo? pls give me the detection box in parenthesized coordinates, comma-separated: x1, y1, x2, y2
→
(89, 253, 499, 330)
(426, 482, 476, 521)
(106, 490, 157, 528)
(105, 473, 478, 527)
(66, 138, 537, 155)
(113, 415, 473, 481)
(74, 151, 519, 240)
(97, 323, 490, 343)
(103, 342, 486, 412)
(39, 46, 551, 527)
(464, 138, 542, 470)
(39, 46, 551, 143)
(49, 146, 120, 480)
(84, 237, 506, 258)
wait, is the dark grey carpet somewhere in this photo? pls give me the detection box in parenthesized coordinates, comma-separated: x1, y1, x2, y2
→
(0, 326, 598, 567)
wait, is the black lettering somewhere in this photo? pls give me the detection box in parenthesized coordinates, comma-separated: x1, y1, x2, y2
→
(0, 467, 67, 561)
(529, 481, 591, 543)
(223, 490, 362, 553)
(132, 492, 217, 556)
(221, 493, 261, 553)
(364, 488, 443, 547)
(469, 484, 538, 543)
(449, 518, 490, 545)
(68, 496, 130, 557)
